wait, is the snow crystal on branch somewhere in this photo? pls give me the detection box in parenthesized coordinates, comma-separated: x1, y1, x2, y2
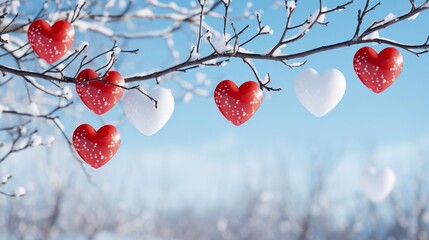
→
(113, 47, 121, 55)
(262, 74, 270, 84)
(135, 8, 154, 17)
(317, 7, 328, 23)
(1, 174, 11, 184)
(266, 45, 285, 57)
(300, 7, 328, 34)
(1, 33, 9, 42)
(373, 13, 397, 28)
(202, 59, 217, 65)
(13, 138, 28, 151)
(384, 13, 397, 22)
(238, 47, 253, 54)
(208, 34, 234, 53)
(26, 103, 40, 116)
(362, 31, 380, 40)
(6, 0, 20, 15)
(45, 136, 56, 145)
(261, 25, 274, 35)
(408, 13, 419, 20)
(287, 61, 306, 67)
(30, 134, 42, 147)
(14, 186, 26, 197)
(189, 46, 200, 61)
(62, 86, 73, 100)
(287, 1, 296, 15)
(53, 118, 65, 131)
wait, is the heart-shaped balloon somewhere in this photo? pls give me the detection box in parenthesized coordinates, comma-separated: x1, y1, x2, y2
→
(360, 166, 396, 203)
(295, 68, 346, 117)
(214, 80, 263, 126)
(27, 19, 75, 64)
(353, 47, 403, 93)
(75, 69, 125, 115)
(72, 124, 121, 169)
(123, 88, 175, 136)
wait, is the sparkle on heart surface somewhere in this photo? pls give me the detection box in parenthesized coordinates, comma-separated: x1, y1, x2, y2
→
(214, 80, 263, 126)
(353, 47, 403, 93)
(28, 19, 75, 63)
(72, 124, 120, 169)
(75, 69, 125, 115)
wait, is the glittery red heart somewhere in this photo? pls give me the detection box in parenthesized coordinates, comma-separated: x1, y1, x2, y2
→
(75, 69, 125, 115)
(27, 19, 75, 64)
(214, 80, 263, 126)
(353, 47, 403, 93)
(72, 124, 120, 169)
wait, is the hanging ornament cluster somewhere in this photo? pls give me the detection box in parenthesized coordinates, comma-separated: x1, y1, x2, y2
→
(214, 47, 403, 124)
(27, 19, 406, 169)
(27, 19, 176, 168)
(72, 69, 125, 168)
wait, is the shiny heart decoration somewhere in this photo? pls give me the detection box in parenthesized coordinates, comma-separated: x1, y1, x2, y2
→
(27, 19, 75, 64)
(214, 80, 263, 126)
(75, 69, 125, 115)
(123, 88, 175, 136)
(295, 68, 346, 117)
(72, 124, 121, 169)
(353, 47, 403, 93)
(360, 166, 396, 203)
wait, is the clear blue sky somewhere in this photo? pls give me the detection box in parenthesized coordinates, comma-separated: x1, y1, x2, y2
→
(112, 0, 429, 154)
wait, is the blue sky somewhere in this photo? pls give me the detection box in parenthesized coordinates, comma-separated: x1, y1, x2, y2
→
(79, 0, 429, 212)
(4, 0, 429, 215)
(110, 0, 429, 151)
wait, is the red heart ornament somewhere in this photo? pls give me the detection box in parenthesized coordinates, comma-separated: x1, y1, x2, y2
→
(214, 80, 263, 126)
(27, 19, 75, 64)
(353, 47, 403, 93)
(75, 69, 125, 115)
(73, 124, 120, 169)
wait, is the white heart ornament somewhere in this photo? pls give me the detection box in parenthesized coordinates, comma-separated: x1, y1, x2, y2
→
(295, 68, 346, 117)
(360, 166, 396, 203)
(123, 88, 174, 136)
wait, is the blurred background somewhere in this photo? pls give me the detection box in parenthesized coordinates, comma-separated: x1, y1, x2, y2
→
(1, 0, 429, 239)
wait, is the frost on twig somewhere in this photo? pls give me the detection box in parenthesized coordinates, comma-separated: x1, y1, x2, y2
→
(0, 174, 26, 197)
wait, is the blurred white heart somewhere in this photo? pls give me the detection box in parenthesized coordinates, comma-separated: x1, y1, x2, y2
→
(123, 88, 175, 136)
(295, 68, 346, 117)
(360, 166, 396, 203)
